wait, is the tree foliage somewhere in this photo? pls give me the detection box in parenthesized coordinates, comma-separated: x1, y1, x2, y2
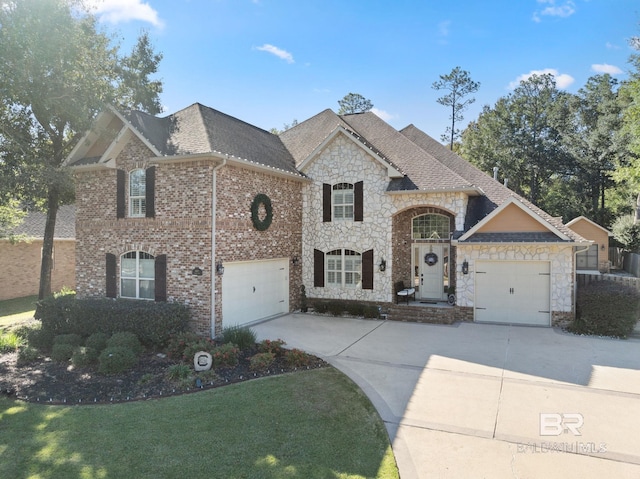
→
(432, 66, 480, 149)
(337, 93, 373, 115)
(0, 0, 163, 298)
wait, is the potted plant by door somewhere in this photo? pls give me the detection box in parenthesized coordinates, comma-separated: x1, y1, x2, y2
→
(300, 285, 308, 313)
(447, 286, 456, 306)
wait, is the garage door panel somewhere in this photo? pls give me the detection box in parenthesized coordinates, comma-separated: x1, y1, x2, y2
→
(475, 261, 550, 326)
(222, 259, 289, 328)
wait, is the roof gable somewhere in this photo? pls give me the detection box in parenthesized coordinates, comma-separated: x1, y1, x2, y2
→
(459, 197, 572, 242)
(296, 126, 404, 178)
(566, 216, 613, 236)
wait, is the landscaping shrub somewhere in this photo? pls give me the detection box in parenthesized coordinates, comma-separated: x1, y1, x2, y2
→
(51, 343, 75, 362)
(220, 325, 256, 350)
(211, 343, 240, 368)
(182, 338, 217, 363)
(312, 301, 328, 314)
(71, 347, 99, 368)
(569, 280, 640, 338)
(166, 363, 193, 381)
(249, 352, 275, 371)
(166, 332, 203, 360)
(257, 338, 286, 357)
(35, 296, 190, 349)
(363, 305, 380, 319)
(16, 345, 39, 365)
(346, 302, 365, 317)
(107, 332, 143, 356)
(327, 301, 344, 317)
(98, 347, 138, 374)
(285, 348, 313, 367)
(53, 333, 83, 347)
(85, 332, 110, 352)
(0, 331, 24, 353)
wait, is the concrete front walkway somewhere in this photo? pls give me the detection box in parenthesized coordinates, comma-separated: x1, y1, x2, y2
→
(253, 314, 640, 478)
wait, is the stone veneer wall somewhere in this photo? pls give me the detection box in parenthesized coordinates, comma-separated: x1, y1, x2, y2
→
(455, 244, 575, 320)
(302, 133, 471, 303)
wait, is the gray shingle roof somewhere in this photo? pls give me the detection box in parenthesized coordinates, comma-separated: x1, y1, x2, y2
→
(10, 205, 75, 239)
(463, 232, 565, 243)
(399, 124, 585, 242)
(126, 103, 299, 175)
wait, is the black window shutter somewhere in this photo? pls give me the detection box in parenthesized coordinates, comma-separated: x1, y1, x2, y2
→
(116, 169, 126, 219)
(354, 181, 363, 222)
(314, 249, 325, 287)
(155, 254, 167, 302)
(362, 249, 374, 290)
(106, 253, 117, 298)
(322, 183, 332, 222)
(145, 166, 155, 218)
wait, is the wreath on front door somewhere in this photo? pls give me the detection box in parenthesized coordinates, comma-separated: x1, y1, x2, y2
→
(424, 252, 438, 266)
(250, 193, 273, 231)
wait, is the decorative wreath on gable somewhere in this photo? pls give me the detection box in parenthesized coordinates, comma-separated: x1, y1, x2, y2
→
(250, 193, 273, 231)
(424, 252, 439, 266)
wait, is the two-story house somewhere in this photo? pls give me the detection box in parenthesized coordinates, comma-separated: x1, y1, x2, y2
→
(65, 103, 588, 337)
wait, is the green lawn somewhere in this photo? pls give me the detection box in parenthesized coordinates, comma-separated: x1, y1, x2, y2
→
(0, 295, 38, 330)
(0, 368, 399, 479)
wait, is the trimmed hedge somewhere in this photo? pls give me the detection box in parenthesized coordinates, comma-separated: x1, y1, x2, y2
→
(311, 299, 380, 319)
(35, 296, 190, 350)
(570, 280, 640, 338)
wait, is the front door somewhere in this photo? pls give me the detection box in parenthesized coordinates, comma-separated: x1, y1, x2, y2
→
(413, 244, 448, 300)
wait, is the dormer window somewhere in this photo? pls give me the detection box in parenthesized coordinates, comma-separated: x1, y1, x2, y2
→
(129, 169, 146, 217)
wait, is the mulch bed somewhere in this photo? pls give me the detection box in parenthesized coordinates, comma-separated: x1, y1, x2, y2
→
(0, 348, 328, 405)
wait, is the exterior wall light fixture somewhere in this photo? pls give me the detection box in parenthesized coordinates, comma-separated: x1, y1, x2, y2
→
(462, 260, 469, 275)
(216, 261, 225, 276)
(379, 258, 386, 272)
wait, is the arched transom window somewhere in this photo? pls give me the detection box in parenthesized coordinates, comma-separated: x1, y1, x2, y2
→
(412, 214, 450, 240)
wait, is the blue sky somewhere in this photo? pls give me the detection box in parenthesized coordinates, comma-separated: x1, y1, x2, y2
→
(88, 0, 639, 141)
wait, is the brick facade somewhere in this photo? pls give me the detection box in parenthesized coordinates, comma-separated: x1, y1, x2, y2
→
(0, 239, 75, 300)
(74, 136, 302, 337)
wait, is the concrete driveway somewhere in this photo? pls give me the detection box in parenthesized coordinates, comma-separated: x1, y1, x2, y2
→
(253, 314, 640, 478)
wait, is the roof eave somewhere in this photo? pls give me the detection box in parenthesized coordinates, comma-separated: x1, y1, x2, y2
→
(387, 186, 483, 196)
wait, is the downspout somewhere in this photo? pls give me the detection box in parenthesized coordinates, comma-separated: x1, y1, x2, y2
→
(211, 157, 227, 338)
(573, 244, 592, 321)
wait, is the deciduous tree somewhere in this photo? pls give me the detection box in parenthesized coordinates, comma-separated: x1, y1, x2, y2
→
(0, 0, 163, 298)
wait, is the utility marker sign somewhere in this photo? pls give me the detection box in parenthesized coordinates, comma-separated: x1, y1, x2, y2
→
(539, 413, 583, 436)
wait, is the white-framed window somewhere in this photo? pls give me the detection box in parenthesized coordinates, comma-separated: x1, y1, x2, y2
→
(576, 244, 599, 270)
(412, 213, 450, 240)
(129, 169, 146, 217)
(326, 249, 361, 287)
(333, 183, 354, 220)
(121, 251, 155, 299)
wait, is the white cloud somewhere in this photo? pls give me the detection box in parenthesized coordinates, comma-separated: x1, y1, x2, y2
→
(371, 108, 395, 121)
(438, 20, 451, 37)
(255, 44, 294, 63)
(86, 0, 164, 28)
(606, 42, 621, 50)
(591, 63, 623, 75)
(533, 0, 575, 22)
(508, 68, 575, 89)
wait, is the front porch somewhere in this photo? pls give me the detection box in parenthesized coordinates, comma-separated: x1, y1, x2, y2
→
(385, 300, 473, 324)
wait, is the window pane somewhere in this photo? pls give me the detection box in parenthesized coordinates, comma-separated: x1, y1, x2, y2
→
(121, 258, 136, 278)
(121, 278, 136, 298)
(130, 170, 146, 196)
(139, 280, 155, 299)
(139, 258, 155, 278)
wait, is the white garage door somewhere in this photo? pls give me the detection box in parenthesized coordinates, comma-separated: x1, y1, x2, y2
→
(475, 261, 550, 326)
(222, 259, 289, 328)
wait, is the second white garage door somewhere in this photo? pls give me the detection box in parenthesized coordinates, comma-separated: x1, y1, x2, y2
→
(222, 259, 289, 328)
(475, 261, 550, 326)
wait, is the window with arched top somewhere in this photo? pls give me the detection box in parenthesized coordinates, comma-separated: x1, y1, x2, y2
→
(412, 214, 450, 240)
(326, 249, 361, 287)
(121, 251, 155, 299)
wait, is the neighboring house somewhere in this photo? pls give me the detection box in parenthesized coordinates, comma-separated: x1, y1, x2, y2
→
(65, 103, 589, 336)
(0, 205, 76, 300)
(566, 216, 612, 273)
